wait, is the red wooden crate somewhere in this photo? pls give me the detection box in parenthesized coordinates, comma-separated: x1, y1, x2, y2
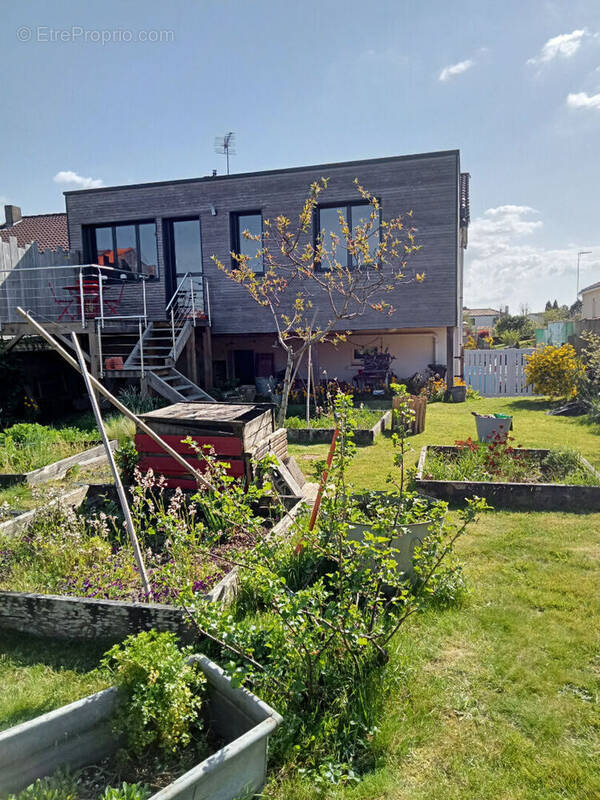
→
(134, 434, 243, 458)
(137, 455, 246, 479)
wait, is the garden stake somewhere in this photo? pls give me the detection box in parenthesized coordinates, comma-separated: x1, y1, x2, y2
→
(308, 427, 339, 531)
(15, 308, 216, 491)
(71, 332, 153, 601)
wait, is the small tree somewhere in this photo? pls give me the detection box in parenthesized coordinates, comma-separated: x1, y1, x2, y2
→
(212, 179, 422, 424)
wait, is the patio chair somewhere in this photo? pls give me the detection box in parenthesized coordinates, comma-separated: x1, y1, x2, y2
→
(103, 279, 125, 316)
(48, 281, 76, 321)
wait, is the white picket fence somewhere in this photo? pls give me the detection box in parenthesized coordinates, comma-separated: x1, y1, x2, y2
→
(464, 348, 535, 397)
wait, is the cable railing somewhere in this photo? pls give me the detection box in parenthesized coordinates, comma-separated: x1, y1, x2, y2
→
(0, 264, 148, 330)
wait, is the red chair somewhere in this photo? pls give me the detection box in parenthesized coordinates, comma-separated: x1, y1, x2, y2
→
(48, 282, 76, 321)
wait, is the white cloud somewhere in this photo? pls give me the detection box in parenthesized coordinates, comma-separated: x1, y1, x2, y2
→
(439, 59, 474, 82)
(527, 29, 588, 65)
(566, 90, 600, 109)
(465, 204, 600, 310)
(53, 170, 104, 189)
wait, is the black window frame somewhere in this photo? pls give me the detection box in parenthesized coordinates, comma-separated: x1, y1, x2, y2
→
(314, 200, 381, 270)
(84, 219, 159, 280)
(230, 210, 264, 274)
(162, 216, 204, 298)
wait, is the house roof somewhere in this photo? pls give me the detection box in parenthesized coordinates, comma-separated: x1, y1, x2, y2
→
(580, 280, 600, 295)
(464, 308, 501, 317)
(0, 213, 69, 252)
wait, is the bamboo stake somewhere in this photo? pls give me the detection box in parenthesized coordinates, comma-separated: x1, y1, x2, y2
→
(308, 427, 338, 531)
(15, 307, 215, 491)
(71, 332, 153, 601)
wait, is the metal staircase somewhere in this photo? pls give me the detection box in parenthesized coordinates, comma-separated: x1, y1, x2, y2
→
(122, 274, 215, 403)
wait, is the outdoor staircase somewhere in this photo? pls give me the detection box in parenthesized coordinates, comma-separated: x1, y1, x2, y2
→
(124, 320, 215, 403)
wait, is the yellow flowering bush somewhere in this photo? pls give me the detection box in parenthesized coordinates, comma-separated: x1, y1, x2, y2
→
(524, 344, 585, 398)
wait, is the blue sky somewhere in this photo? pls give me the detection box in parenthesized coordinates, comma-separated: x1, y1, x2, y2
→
(2, 0, 600, 312)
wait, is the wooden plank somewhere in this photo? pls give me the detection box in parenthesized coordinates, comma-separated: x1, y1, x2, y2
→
(138, 455, 245, 478)
(135, 433, 243, 457)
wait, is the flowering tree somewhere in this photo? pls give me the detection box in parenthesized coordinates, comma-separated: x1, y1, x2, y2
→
(212, 179, 423, 425)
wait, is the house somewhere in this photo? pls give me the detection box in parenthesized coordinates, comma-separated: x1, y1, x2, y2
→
(1, 150, 469, 403)
(0, 205, 69, 251)
(463, 307, 505, 332)
(580, 280, 600, 320)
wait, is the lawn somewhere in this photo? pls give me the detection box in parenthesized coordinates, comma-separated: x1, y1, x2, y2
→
(1, 396, 599, 799)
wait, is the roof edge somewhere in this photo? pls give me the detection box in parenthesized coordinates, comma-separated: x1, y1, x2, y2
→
(63, 149, 461, 196)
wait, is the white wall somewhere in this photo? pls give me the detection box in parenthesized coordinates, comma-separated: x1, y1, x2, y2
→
(211, 329, 448, 382)
(582, 286, 600, 320)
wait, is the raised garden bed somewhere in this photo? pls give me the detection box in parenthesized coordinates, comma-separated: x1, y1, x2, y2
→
(0, 490, 306, 641)
(415, 445, 600, 510)
(0, 653, 282, 800)
(0, 441, 115, 487)
(286, 409, 391, 445)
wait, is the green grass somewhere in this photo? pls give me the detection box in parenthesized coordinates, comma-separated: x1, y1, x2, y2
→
(0, 422, 100, 474)
(1, 396, 599, 799)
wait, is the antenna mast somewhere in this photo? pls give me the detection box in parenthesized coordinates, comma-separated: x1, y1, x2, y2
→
(214, 132, 236, 175)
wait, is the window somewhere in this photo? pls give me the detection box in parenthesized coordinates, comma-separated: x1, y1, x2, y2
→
(89, 221, 158, 278)
(231, 211, 263, 272)
(315, 201, 380, 269)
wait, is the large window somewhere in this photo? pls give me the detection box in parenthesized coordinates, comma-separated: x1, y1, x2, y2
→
(231, 211, 263, 273)
(315, 201, 380, 269)
(89, 221, 158, 278)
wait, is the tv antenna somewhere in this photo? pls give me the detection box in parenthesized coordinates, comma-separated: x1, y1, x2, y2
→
(214, 132, 236, 175)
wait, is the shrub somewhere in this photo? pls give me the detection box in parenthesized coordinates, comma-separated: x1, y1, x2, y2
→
(7, 770, 78, 800)
(524, 344, 585, 398)
(100, 783, 151, 800)
(101, 631, 206, 757)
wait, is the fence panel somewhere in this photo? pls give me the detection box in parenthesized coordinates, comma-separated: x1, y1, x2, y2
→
(464, 348, 535, 397)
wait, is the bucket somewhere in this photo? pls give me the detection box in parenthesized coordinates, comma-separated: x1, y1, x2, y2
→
(474, 414, 512, 443)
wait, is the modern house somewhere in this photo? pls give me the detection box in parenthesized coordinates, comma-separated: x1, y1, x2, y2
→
(1, 150, 469, 404)
(580, 280, 600, 320)
(463, 307, 505, 332)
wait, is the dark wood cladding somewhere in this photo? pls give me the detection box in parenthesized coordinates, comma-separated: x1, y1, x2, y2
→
(66, 151, 461, 334)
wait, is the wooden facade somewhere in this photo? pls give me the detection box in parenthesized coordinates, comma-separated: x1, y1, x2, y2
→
(65, 151, 465, 337)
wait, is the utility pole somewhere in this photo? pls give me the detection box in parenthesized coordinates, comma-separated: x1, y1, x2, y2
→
(577, 250, 592, 297)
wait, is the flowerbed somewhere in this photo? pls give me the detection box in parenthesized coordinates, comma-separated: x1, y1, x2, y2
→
(285, 407, 384, 430)
(422, 436, 600, 485)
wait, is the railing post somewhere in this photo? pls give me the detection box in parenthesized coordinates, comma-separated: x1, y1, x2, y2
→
(98, 267, 104, 327)
(190, 276, 195, 320)
(97, 318, 104, 379)
(171, 307, 176, 360)
(139, 317, 145, 379)
(205, 278, 211, 327)
(79, 269, 85, 327)
(142, 275, 147, 325)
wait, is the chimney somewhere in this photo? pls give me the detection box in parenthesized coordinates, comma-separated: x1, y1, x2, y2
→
(4, 205, 22, 226)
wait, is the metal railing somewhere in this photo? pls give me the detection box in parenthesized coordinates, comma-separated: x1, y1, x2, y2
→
(0, 263, 147, 330)
(165, 274, 207, 361)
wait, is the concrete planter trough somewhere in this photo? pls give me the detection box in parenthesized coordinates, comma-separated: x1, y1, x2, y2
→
(0, 654, 282, 800)
(0, 441, 116, 488)
(286, 410, 391, 446)
(415, 446, 600, 511)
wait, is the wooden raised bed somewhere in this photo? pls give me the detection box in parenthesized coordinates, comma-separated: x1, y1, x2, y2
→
(135, 402, 281, 488)
(415, 445, 600, 511)
(0, 492, 306, 642)
(0, 441, 115, 488)
(286, 410, 391, 446)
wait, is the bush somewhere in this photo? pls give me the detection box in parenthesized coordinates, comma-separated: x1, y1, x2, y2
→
(101, 631, 206, 757)
(524, 344, 584, 398)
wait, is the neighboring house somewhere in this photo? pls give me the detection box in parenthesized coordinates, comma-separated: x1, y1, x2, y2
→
(0, 205, 69, 251)
(1, 150, 469, 402)
(464, 307, 504, 332)
(580, 280, 600, 320)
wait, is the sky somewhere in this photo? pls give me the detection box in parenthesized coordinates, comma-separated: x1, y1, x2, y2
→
(1, 0, 600, 313)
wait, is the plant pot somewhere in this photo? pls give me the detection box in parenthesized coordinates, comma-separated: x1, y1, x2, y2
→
(347, 519, 434, 583)
(450, 385, 466, 403)
(474, 414, 512, 443)
(0, 654, 282, 800)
